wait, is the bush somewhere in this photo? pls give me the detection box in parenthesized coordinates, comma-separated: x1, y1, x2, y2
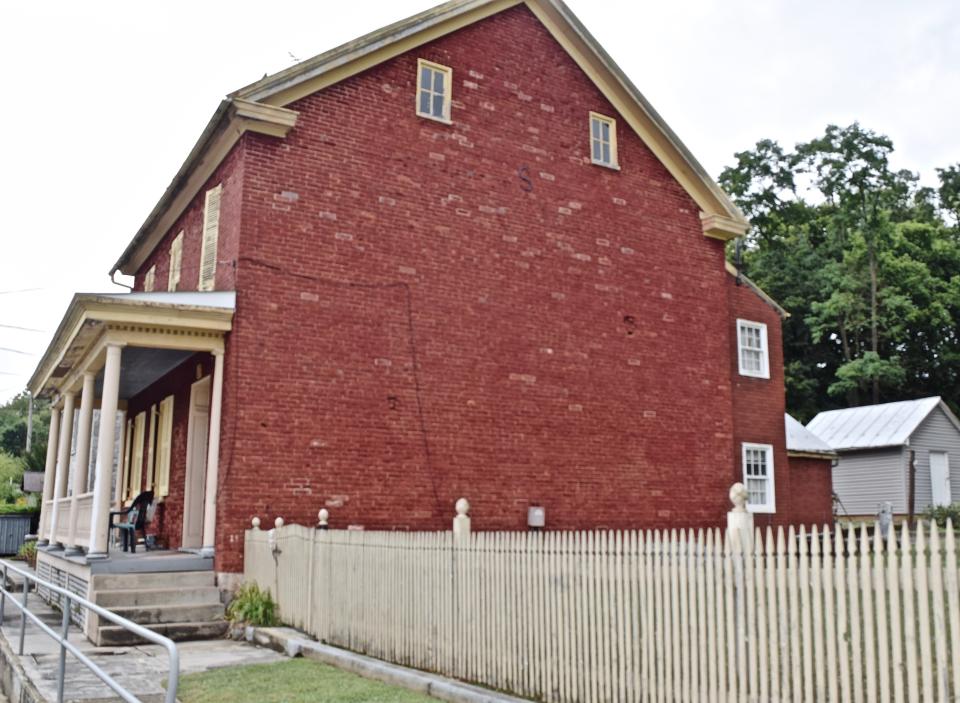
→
(923, 502, 960, 528)
(16, 540, 36, 568)
(226, 583, 278, 627)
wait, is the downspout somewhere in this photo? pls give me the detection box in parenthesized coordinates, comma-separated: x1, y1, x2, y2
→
(110, 269, 133, 291)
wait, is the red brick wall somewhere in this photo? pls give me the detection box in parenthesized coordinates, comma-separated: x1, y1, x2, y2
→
(785, 456, 835, 526)
(211, 5, 742, 572)
(133, 143, 245, 293)
(727, 274, 833, 527)
(124, 353, 213, 549)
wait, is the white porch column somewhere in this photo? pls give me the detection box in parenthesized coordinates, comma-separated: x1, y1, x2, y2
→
(87, 344, 123, 560)
(200, 350, 225, 558)
(48, 391, 76, 547)
(36, 405, 61, 546)
(66, 372, 95, 555)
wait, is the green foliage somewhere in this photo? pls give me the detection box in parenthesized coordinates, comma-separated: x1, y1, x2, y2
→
(0, 453, 24, 505)
(922, 503, 960, 529)
(721, 124, 960, 419)
(16, 540, 36, 568)
(226, 583, 278, 627)
(0, 393, 50, 460)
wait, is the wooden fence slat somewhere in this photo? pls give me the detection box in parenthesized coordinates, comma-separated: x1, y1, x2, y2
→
(944, 522, 960, 703)
(915, 523, 934, 703)
(847, 525, 864, 703)
(859, 525, 877, 703)
(872, 528, 890, 703)
(928, 523, 948, 703)
(822, 526, 839, 703)
(901, 522, 920, 703)
(835, 525, 852, 703)
(811, 526, 826, 702)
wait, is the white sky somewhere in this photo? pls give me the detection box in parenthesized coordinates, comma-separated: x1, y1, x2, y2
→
(1, 0, 958, 402)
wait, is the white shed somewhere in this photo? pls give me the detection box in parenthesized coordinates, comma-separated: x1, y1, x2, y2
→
(807, 397, 960, 518)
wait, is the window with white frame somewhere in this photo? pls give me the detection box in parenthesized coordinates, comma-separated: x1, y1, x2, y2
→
(416, 59, 452, 123)
(737, 319, 769, 378)
(589, 112, 618, 168)
(742, 443, 775, 513)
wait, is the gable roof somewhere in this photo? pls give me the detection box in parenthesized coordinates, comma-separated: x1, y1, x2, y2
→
(785, 413, 834, 457)
(112, 0, 749, 276)
(806, 397, 960, 452)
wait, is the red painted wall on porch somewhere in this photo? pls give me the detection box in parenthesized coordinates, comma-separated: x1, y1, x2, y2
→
(124, 5, 827, 573)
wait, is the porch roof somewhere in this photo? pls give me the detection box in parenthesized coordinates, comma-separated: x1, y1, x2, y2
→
(29, 291, 235, 399)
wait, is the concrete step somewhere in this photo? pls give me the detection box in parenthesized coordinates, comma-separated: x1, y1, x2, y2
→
(94, 586, 221, 608)
(91, 570, 214, 591)
(98, 619, 229, 646)
(108, 602, 226, 626)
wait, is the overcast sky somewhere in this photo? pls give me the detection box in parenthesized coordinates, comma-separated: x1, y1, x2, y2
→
(1, 0, 958, 402)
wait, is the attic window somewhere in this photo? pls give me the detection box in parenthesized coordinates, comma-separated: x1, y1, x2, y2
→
(416, 59, 452, 123)
(143, 265, 156, 292)
(589, 112, 618, 169)
(737, 319, 769, 379)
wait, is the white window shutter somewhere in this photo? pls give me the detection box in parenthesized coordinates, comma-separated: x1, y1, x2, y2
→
(130, 412, 145, 501)
(145, 404, 157, 490)
(120, 418, 132, 504)
(144, 265, 156, 292)
(168, 231, 183, 292)
(198, 185, 222, 291)
(156, 395, 174, 498)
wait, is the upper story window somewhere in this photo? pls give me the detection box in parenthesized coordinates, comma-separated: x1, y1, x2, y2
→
(168, 231, 183, 292)
(742, 443, 775, 513)
(589, 112, 618, 169)
(198, 185, 222, 291)
(416, 59, 452, 124)
(737, 319, 769, 379)
(143, 265, 156, 292)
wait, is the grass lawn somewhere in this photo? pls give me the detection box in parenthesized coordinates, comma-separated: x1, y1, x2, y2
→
(177, 658, 435, 703)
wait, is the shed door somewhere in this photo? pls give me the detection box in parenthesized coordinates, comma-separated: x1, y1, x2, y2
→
(930, 451, 951, 507)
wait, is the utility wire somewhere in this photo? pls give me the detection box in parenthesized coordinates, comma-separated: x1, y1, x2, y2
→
(0, 347, 34, 356)
(0, 288, 44, 296)
(0, 323, 45, 332)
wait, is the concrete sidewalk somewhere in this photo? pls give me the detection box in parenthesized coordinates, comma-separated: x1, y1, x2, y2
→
(0, 597, 283, 702)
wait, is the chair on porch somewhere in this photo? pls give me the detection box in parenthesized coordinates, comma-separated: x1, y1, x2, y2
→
(109, 490, 154, 553)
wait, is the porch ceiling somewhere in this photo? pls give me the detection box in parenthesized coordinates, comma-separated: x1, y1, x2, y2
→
(30, 291, 235, 399)
(95, 347, 196, 400)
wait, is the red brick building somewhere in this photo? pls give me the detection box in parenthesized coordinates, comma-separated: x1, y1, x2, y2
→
(31, 0, 832, 585)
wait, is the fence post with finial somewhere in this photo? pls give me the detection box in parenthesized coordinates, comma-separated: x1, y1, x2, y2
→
(453, 498, 471, 543)
(727, 482, 754, 550)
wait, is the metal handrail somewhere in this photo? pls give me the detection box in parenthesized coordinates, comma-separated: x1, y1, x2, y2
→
(0, 559, 179, 703)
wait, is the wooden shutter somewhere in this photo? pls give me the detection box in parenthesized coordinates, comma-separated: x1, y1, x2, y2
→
(156, 395, 174, 498)
(130, 412, 145, 501)
(198, 185, 222, 291)
(145, 404, 157, 490)
(168, 231, 183, 291)
(120, 418, 132, 504)
(144, 265, 156, 292)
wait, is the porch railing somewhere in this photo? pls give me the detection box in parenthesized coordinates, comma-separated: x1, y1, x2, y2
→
(53, 498, 72, 544)
(0, 560, 179, 703)
(73, 493, 94, 548)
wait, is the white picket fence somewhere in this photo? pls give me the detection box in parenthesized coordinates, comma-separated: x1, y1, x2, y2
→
(244, 519, 960, 703)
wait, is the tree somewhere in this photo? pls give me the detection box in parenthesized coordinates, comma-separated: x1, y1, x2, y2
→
(721, 124, 960, 419)
(0, 392, 50, 466)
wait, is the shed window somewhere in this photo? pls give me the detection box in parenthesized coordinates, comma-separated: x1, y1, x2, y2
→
(737, 319, 769, 378)
(589, 112, 618, 168)
(742, 443, 775, 513)
(416, 59, 452, 123)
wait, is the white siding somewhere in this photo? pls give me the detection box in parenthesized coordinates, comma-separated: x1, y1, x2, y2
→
(832, 447, 906, 516)
(908, 406, 960, 509)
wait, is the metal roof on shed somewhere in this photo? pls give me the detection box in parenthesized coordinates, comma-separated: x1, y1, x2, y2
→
(806, 397, 948, 451)
(785, 414, 834, 456)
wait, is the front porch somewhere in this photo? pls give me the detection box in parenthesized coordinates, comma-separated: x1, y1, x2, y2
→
(27, 291, 235, 642)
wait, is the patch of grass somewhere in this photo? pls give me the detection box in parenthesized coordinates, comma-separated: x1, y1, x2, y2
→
(177, 658, 435, 703)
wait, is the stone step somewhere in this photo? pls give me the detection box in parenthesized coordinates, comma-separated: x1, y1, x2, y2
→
(91, 570, 214, 591)
(108, 602, 226, 626)
(94, 586, 221, 608)
(97, 620, 229, 647)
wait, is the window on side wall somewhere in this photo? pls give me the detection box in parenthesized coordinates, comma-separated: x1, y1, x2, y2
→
(737, 319, 769, 378)
(143, 265, 156, 292)
(416, 59, 452, 123)
(589, 112, 618, 169)
(742, 443, 775, 513)
(168, 231, 183, 292)
(198, 185, 222, 291)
